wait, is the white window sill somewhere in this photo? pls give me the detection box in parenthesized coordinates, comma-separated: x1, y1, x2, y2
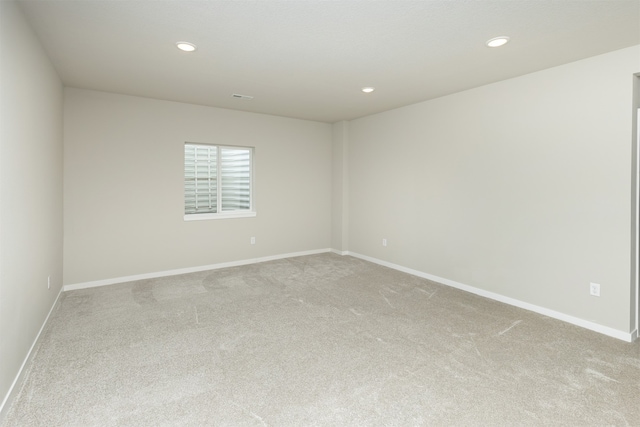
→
(184, 211, 257, 221)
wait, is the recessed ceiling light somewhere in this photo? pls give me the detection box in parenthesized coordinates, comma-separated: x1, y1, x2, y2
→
(486, 36, 510, 48)
(176, 41, 197, 52)
(361, 87, 375, 93)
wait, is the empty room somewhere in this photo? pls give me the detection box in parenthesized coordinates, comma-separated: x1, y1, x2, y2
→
(1, 0, 640, 425)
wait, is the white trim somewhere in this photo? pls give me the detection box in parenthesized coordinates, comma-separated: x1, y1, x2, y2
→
(184, 211, 256, 221)
(0, 286, 63, 420)
(632, 107, 640, 340)
(64, 248, 332, 292)
(346, 251, 635, 342)
(63, 247, 635, 341)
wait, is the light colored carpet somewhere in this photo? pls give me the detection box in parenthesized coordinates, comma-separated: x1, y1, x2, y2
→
(3, 253, 639, 426)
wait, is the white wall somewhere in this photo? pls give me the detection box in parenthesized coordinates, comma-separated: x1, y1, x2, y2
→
(0, 1, 63, 412)
(64, 89, 332, 286)
(346, 46, 640, 334)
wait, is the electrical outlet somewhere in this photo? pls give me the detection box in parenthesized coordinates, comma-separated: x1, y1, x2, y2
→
(382, 238, 387, 247)
(47, 276, 51, 290)
(590, 282, 600, 297)
(250, 237, 255, 245)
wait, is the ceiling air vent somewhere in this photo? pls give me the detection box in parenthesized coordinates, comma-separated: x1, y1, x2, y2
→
(232, 93, 254, 100)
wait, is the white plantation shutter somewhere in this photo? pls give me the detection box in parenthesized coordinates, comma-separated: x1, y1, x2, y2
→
(184, 143, 253, 217)
(221, 148, 251, 211)
(185, 144, 218, 214)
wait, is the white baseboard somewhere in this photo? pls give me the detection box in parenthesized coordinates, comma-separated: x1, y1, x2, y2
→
(346, 251, 635, 343)
(330, 249, 349, 256)
(0, 286, 64, 421)
(63, 248, 636, 342)
(64, 248, 333, 292)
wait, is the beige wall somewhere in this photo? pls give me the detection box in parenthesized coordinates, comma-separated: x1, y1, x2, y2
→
(331, 121, 349, 252)
(346, 46, 640, 333)
(0, 1, 63, 410)
(63, 89, 332, 285)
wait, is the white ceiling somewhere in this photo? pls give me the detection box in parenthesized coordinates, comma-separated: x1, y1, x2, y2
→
(18, 0, 640, 123)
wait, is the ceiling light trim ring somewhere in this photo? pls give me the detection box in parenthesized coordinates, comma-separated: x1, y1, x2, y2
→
(486, 36, 510, 48)
(176, 41, 197, 52)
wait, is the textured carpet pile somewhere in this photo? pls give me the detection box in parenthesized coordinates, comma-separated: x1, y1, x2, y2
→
(3, 253, 639, 426)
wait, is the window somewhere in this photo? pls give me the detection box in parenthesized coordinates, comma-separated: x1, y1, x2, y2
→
(184, 143, 255, 220)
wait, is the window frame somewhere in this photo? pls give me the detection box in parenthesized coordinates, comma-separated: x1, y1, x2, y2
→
(183, 142, 256, 221)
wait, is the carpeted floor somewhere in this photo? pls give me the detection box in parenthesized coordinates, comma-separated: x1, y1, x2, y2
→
(3, 253, 639, 426)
